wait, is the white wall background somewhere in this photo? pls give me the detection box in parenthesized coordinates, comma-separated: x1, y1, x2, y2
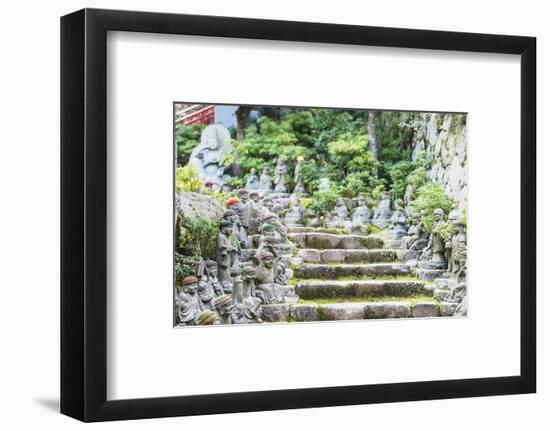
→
(0, 0, 546, 429)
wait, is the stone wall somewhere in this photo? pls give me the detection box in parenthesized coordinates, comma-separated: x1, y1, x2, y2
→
(410, 113, 468, 210)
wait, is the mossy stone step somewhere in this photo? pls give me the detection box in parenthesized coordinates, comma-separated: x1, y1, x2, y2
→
(287, 301, 439, 321)
(298, 248, 398, 264)
(294, 263, 412, 279)
(295, 279, 427, 299)
(287, 226, 350, 234)
(288, 232, 384, 250)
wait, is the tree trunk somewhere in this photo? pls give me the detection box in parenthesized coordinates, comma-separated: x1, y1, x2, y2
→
(236, 106, 252, 141)
(367, 111, 378, 160)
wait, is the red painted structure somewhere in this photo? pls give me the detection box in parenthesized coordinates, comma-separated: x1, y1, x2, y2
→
(175, 104, 215, 127)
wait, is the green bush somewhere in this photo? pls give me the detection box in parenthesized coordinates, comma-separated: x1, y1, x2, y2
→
(175, 164, 202, 193)
(386, 160, 414, 200)
(309, 188, 340, 218)
(176, 214, 218, 259)
(409, 182, 453, 231)
(174, 253, 199, 290)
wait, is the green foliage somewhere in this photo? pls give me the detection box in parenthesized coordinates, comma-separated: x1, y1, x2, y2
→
(386, 160, 414, 200)
(176, 214, 218, 259)
(175, 164, 202, 193)
(223, 176, 245, 190)
(409, 182, 453, 231)
(308, 188, 339, 217)
(283, 110, 314, 145)
(299, 159, 321, 194)
(175, 123, 205, 166)
(435, 220, 454, 241)
(174, 253, 199, 290)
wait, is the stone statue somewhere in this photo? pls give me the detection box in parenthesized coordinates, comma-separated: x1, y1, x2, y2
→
(274, 157, 289, 193)
(285, 194, 305, 226)
(205, 259, 224, 296)
(447, 218, 467, 283)
(293, 158, 305, 193)
(197, 275, 216, 311)
(261, 212, 288, 243)
(318, 177, 330, 192)
(213, 294, 240, 325)
(330, 198, 350, 226)
(388, 199, 407, 240)
(246, 192, 262, 234)
(351, 196, 372, 225)
(253, 250, 283, 304)
(223, 204, 248, 248)
(241, 264, 263, 323)
(176, 276, 203, 325)
(373, 191, 392, 228)
(245, 168, 259, 190)
(401, 213, 428, 250)
(422, 208, 447, 267)
(259, 166, 273, 192)
(189, 124, 236, 189)
(216, 219, 240, 287)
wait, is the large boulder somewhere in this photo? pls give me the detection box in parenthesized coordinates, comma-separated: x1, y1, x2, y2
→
(176, 192, 224, 222)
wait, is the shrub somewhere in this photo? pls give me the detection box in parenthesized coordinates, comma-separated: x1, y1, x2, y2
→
(174, 253, 199, 290)
(409, 182, 453, 231)
(175, 164, 202, 193)
(309, 188, 340, 218)
(176, 214, 218, 259)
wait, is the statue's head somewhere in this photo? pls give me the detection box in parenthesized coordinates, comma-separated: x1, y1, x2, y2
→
(237, 189, 249, 203)
(451, 219, 464, 234)
(337, 198, 346, 206)
(214, 294, 233, 316)
(181, 276, 198, 295)
(206, 260, 218, 277)
(250, 168, 257, 175)
(242, 265, 256, 281)
(220, 219, 233, 235)
(357, 196, 366, 206)
(277, 156, 285, 165)
(262, 166, 270, 174)
(433, 208, 444, 221)
(249, 191, 260, 202)
(261, 251, 275, 269)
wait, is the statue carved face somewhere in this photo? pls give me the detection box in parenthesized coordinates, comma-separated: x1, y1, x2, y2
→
(204, 130, 221, 150)
(182, 283, 197, 295)
(452, 222, 463, 234)
(221, 225, 233, 235)
(216, 302, 232, 316)
(209, 267, 218, 277)
(262, 256, 275, 269)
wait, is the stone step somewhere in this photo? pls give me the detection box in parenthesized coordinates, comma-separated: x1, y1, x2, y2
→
(294, 263, 412, 279)
(288, 232, 384, 250)
(413, 268, 449, 281)
(298, 248, 398, 264)
(284, 301, 440, 322)
(287, 226, 350, 234)
(295, 279, 427, 299)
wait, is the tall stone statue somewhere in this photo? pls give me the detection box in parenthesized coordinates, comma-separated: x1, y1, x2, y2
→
(205, 259, 224, 296)
(447, 218, 467, 283)
(351, 196, 372, 225)
(245, 168, 259, 190)
(318, 177, 330, 192)
(388, 199, 407, 240)
(189, 124, 236, 189)
(197, 275, 216, 311)
(259, 166, 273, 192)
(241, 264, 263, 323)
(373, 191, 393, 228)
(216, 219, 240, 288)
(293, 158, 305, 193)
(274, 156, 289, 193)
(422, 208, 447, 267)
(330, 198, 350, 225)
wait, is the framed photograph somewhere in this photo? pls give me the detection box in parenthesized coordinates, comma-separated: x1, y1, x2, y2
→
(61, 8, 536, 422)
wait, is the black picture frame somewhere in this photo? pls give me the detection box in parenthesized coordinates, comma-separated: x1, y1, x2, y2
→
(61, 8, 536, 422)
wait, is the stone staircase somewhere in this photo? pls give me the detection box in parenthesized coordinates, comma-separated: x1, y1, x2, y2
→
(261, 226, 445, 322)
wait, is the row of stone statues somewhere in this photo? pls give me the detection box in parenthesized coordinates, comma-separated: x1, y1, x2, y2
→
(245, 156, 304, 194)
(175, 189, 298, 326)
